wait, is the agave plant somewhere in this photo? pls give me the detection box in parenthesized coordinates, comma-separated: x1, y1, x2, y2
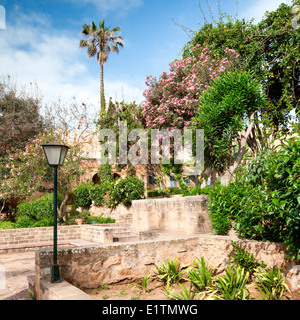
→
(169, 283, 198, 300)
(254, 267, 290, 300)
(214, 265, 250, 300)
(155, 259, 184, 286)
(187, 257, 215, 291)
(138, 273, 152, 293)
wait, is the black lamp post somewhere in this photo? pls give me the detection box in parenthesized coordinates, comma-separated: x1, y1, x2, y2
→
(42, 142, 69, 283)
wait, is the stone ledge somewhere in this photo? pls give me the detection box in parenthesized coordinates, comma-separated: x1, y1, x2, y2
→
(0, 239, 94, 253)
(39, 279, 95, 300)
(133, 195, 208, 204)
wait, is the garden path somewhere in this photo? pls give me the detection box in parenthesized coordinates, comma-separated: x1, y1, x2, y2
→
(0, 251, 35, 300)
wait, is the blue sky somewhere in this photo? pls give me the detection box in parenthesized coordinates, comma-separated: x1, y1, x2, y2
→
(0, 0, 292, 111)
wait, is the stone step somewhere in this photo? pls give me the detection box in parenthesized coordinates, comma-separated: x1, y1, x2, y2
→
(113, 235, 140, 243)
(113, 231, 137, 237)
(112, 224, 139, 242)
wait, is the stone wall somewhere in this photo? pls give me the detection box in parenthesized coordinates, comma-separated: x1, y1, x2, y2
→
(132, 196, 212, 235)
(0, 225, 114, 246)
(35, 235, 297, 299)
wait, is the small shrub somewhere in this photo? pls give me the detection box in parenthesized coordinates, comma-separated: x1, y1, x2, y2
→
(228, 242, 266, 279)
(87, 214, 115, 224)
(15, 194, 54, 228)
(147, 189, 169, 198)
(90, 184, 106, 207)
(109, 176, 144, 208)
(74, 183, 92, 207)
(0, 221, 16, 229)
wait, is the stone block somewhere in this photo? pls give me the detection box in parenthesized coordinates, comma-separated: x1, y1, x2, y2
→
(287, 265, 300, 291)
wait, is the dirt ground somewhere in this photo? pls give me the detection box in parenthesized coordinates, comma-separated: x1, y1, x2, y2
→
(85, 278, 300, 301)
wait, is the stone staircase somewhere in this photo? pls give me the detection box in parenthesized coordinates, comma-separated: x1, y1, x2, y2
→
(112, 223, 140, 243)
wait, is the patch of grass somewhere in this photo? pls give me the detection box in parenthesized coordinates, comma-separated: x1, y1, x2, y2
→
(100, 284, 110, 290)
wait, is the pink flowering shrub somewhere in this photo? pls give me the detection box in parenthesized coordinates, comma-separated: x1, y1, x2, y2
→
(142, 46, 240, 129)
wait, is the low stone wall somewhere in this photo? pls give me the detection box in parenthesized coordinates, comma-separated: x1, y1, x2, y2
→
(132, 196, 212, 235)
(35, 235, 297, 299)
(38, 279, 95, 300)
(89, 204, 133, 224)
(0, 225, 114, 246)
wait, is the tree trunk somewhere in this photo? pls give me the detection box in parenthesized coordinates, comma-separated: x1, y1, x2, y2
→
(100, 63, 105, 116)
(0, 201, 5, 215)
(219, 116, 256, 186)
(58, 193, 69, 222)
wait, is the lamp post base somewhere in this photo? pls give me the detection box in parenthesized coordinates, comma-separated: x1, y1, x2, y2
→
(51, 264, 61, 283)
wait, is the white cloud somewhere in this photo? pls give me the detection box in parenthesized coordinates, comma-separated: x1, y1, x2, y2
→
(67, 0, 143, 14)
(0, 9, 144, 115)
(239, 0, 292, 22)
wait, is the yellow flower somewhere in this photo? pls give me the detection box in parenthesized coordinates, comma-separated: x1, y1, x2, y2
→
(115, 201, 118, 204)
(224, 25, 227, 28)
(295, 7, 300, 12)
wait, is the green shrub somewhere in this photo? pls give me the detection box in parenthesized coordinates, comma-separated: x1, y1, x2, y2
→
(109, 176, 144, 208)
(208, 135, 300, 259)
(97, 164, 113, 184)
(74, 183, 92, 207)
(16, 194, 54, 228)
(87, 215, 115, 224)
(0, 221, 16, 229)
(90, 184, 106, 207)
(208, 182, 240, 235)
(228, 242, 266, 279)
(147, 189, 169, 198)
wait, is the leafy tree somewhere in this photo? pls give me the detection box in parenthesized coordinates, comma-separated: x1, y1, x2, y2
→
(0, 128, 86, 220)
(183, 1, 300, 128)
(142, 46, 239, 129)
(79, 20, 124, 114)
(0, 77, 46, 156)
(194, 70, 267, 184)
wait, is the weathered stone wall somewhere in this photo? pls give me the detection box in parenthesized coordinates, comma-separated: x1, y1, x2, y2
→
(0, 225, 114, 246)
(35, 235, 297, 298)
(132, 196, 212, 235)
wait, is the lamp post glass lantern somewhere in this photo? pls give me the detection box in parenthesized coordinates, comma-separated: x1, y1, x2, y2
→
(42, 143, 69, 283)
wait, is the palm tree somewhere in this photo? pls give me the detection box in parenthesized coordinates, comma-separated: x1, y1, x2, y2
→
(79, 20, 123, 116)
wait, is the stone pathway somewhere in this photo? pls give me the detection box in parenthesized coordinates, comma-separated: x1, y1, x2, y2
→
(0, 251, 35, 300)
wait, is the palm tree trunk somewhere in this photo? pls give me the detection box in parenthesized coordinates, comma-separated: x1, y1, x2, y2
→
(100, 63, 105, 116)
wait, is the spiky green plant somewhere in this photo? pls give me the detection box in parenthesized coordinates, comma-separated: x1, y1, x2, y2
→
(254, 267, 289, 300)
(214, 265, 250, 300)
(155, 259, 184, 285)
(187, 257, 215, 291)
